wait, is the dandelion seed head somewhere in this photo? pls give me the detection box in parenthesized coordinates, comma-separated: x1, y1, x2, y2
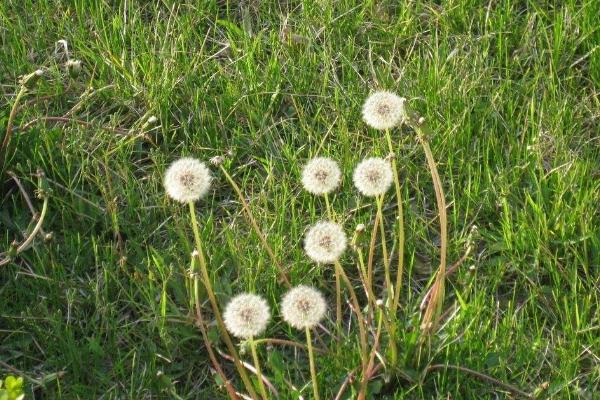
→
(223, 293, 271, 339)
(304, 221, 347, 264)
(362, 91, 406, 130)
(164, 158, 212, 203)
(301, 157, 341, 195)
(353, 157, 393, 197)
(281, 285, 326, 330)
(66, 59, 82, 77)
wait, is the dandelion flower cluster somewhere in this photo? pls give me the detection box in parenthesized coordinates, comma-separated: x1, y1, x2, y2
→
(223, 293, 271, 339)
(281, 285, 327, 329)
(301, 157, 341, 195)
(362, 91, 406, 130)
(353, 157, 393, 197)
(304, 221, 347, 264)
(164, 157, 212, 203)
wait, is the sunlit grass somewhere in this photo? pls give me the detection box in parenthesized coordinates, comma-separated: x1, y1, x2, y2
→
(1, 0, 598, 398)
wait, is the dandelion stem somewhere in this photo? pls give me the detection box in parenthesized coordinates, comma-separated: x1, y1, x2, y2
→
(1, 85, 27, 172)
(305, 327, 320, 400)
(358, 238, 397, 367)
(414, 124, 447, 335)
(385, 130, 406, 317)
(355, 248, 375, 322)
(324, 192, 341, 338)
(366, 210, 380, 309)
(188, 201, 259, 399)
(334, 261, 369, 393)
(17, 194, 48, 254)
(249, 337, 269, 400)
(0, 172, 50, 267)
(334, 262, 342, 339)
(358, 303, 385, 397)
(219, 165, 291, 287)
(375, 195, 393, 305)
(191, 259, 239, 400)
(1, 70, 43, 173)
(324, 192, 333, 220)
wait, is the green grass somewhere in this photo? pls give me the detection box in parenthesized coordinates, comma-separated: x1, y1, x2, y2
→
(1, 0, 599, 398)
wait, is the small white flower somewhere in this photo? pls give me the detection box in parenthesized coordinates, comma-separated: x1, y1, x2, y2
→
(281, 285, 326, 330)
(301, 157, 341, 195)
(353, 157, 393, 197)
(164, 158, 212, 203)
(223, 293, 271, 339)
(362, 91, 406, 130)
(304, 221, 347, 264)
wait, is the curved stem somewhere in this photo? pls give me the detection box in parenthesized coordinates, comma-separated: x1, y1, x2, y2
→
(415, 127, 447, 335)
(385, 130, 406, 316)
(305, 327, 320, 400)
(249, 337, 269, 400)
(219, 165, 291, 287)
(416, 131, 447, 275)
(16, 195, 48, 253)
(1, 86, 27, 169)
(188, 202, 259, 399)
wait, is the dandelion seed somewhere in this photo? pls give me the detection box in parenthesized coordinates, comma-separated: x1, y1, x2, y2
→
(304, 221, 347, 264)
(353, 157, 393, 197)
(362, 91, 406, 130)
(281, 285, 327, 330)
(164, 158, 212, 203)
(301, 157, 341, 195)
(209, 155, 225, 166)
(223, 293, 271, 339)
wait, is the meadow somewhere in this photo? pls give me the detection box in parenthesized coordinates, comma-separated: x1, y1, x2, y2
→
(1, 0, 599, 399)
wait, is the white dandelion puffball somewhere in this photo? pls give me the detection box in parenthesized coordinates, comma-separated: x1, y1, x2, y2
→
(281, 285, 327, 330)
(304, 221, 347, 264)
(223, 293, 271, 339)
(362, 91, 406, 130)
(301, 157, 341, 195)
(353, 157, 393, 197)
(164, 158, 212, 203)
